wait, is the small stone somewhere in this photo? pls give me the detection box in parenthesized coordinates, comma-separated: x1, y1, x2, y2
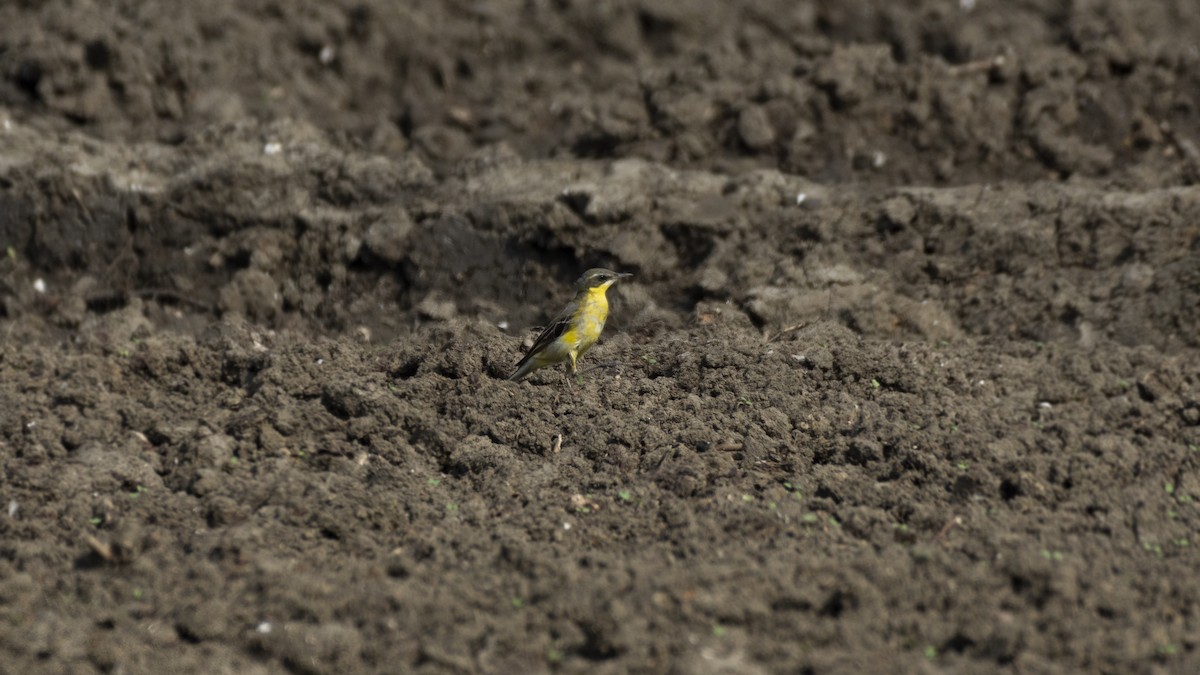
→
(363, 211, 414, 264)
(880, 196, 916, 230)
(416, 292, 457, 321)
(737, 105, 776, 151)
(698, 266, 729, 293)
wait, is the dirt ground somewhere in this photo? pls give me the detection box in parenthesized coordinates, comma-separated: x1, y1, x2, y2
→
(2, 1, 1199, 673)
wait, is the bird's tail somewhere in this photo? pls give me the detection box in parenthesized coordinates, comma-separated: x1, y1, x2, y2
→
(507, 357, 536, 382)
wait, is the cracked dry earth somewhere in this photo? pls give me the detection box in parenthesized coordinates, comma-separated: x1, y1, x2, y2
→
(2, 1, 1200, 673)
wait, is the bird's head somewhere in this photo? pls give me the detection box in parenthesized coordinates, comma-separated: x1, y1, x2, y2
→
(575, 268, 633, 291)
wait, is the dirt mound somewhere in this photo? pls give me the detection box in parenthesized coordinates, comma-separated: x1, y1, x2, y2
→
(2, 1, 1200, 673)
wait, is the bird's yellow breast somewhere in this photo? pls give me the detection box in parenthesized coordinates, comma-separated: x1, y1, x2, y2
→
(561, 283, 612, 351)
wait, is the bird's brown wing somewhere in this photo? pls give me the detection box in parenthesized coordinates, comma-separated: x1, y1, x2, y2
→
(512, 299, 578, 370)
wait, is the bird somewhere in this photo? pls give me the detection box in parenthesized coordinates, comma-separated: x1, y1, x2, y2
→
(508, 268, 632, 382)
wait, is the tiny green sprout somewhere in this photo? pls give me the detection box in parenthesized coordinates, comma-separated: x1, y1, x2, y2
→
(893, 523, 909, 532)
(1157, 643, 1178, 657)
(737, 396, 752, 407)
(768, 501, 778, 510)
(547, 649, 565, 662)
(1177, 538, 1190, 548)
(1190, 444, 1199, 453)
(1177, 494, 1194, 504)
(641, 354, 658, 364)
(575, 506, 591, 514)
(1168, 509, 1179, 520)
(1143, 542, 1164, 556)
(445, 502, 459, 512)
(923, 646, 938, 660)
(870, 379, 881, 389)
(712, 625, 728, 638)
(388, 383, 397, 392)
(228, 456, 240, 466)
(741, 494, 754, 503)
(782, 481, 794, 490)
(956, 461, 968, 471)
(132, 588, 144, 600)
(1040, 549, 1063, 561)
(618, 490, 632, 502)
(1165, 483, 1175, 495)
(828, 516, 841, 528)
(296, 450, 307, 458)
(5, 246, 15, 260)
(427, 478, 441, 487)
(117, 349, 131, 358)
(801, 513, 819, 524)
(128, 485, 145, 498)
(88, 517, 103, 527)
(1117, 379, 1131, 389)
(510, 597, 524, 609)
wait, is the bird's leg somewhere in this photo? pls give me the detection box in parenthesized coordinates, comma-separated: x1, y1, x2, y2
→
(569, 352, 583, 385)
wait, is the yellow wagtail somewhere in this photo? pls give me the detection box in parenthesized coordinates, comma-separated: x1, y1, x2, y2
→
(508, 268, 632, 382)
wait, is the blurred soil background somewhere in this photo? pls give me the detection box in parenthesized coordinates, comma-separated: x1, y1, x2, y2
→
(2, 1, 1199, 672)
